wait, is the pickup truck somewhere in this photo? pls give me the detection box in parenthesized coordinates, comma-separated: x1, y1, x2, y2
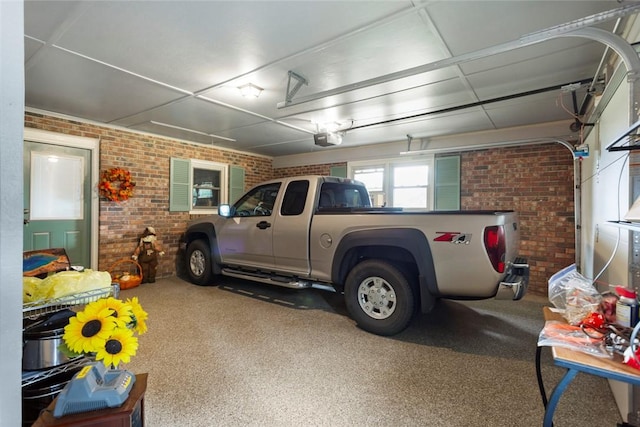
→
(181, 175, 529, 336)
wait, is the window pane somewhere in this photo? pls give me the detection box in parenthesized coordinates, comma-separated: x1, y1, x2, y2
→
(234, 183, 281, 216)
(354, 168, 384, 191)
(31, 153, 83, 220)
(193, 168, 221, 208)
(281, 180, 308, 216)
(393, 188, 427, 208)
(394, 165, 428, 186)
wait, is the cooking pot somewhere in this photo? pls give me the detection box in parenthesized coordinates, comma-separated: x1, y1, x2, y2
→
(23, 310, 79, 371)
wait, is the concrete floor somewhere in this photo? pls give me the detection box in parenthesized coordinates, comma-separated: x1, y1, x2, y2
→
(121, 275, 622, 427)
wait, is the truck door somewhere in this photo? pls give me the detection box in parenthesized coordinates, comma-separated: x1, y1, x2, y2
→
(273, 179, 312, 275)
(216, 182, 280, 269)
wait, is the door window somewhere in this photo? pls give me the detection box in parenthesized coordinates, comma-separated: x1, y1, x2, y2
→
(281, 180, 309, 216)
(30, 152, 84, 220)
(233, 183, 281, 216)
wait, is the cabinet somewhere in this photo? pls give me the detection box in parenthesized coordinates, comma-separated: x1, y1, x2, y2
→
(32, 373, 147, 427)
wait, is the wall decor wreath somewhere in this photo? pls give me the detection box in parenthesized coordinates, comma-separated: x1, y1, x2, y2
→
(98, 167, 136, 202)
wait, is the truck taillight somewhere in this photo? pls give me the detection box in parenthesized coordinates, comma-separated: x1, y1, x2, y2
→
(484, 225, 505, 273)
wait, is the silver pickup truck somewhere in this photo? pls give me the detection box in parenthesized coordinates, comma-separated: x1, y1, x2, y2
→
(181, 175, 529, 335)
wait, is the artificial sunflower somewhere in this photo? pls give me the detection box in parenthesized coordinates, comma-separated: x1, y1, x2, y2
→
(63, 305, 117, 354)
(95, 327, 139, 368)
(125, 297, 148, 335)
(61, 296, 148, 368)
(90, 297, 133, 329)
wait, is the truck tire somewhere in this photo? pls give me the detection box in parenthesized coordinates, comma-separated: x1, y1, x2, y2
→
(344, 260, 415, 336)
(186, 240, 215, 286)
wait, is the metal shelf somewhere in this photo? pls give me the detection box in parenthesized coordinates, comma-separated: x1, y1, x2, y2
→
(22, 356, 93, 388)
(23, 284, 120, 320)
(22, 284, 120, 388)
(606, 119, 640, 152)
(605, 221, 640, 231)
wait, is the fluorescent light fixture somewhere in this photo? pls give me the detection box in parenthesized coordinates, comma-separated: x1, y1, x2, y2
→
(150, 121, 236, 142)
(238, 83, 263, 98)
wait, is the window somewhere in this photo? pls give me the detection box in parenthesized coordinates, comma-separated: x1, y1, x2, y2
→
(31, 152, 84, 220)
(349, 154, 461, 210)
(190, 160, 227, 213)
(170, 158, 232, 214)
(192, 167, 221, 209)
(232, 182, 281, 217)
(318, 182, 370, 208)
(353, 166, 384, 207)
(281, 180, 309, 216)
(392, 164, 429, 208)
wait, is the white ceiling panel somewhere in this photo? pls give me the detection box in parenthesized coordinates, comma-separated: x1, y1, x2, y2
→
(115, 96, 271, 133)
(465, 43, 603, 101)
(23, 1, 640, 157)
(25, 48, 184, 122)
(47, 1, 411, 92)
(484, 90, 591, 129)
(426, 1, 618, 54)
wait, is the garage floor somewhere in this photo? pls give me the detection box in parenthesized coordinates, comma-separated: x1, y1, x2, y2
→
(122, 276, 621, 426)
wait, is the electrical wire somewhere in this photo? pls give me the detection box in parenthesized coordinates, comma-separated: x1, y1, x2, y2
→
(590, 153, 629, 284)
(556, 91, 585, 142)
(580, 151, 628, 185)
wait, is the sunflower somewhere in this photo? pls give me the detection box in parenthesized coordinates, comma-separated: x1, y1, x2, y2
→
(63, 305, 117, 354)
(125, 297, 148, 335)
(95, 327, 139, 368)
(89, 297, 133, 328)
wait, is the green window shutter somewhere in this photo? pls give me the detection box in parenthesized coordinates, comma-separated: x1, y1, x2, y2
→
(330, 165, 347, 178)
(434, 156, 460, 211)
(170, 158, 191, 212)
(229, 166, 245, 204)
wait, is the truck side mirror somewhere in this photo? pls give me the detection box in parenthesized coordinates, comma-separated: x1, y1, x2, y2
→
(218, 204, 233, 217)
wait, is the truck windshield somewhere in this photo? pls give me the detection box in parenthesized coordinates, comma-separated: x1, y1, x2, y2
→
(318, 182, 371, 208)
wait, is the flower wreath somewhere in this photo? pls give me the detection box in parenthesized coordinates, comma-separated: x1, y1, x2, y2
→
(98, 168, 135, 202)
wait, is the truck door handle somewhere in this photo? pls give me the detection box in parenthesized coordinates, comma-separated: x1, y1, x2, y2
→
(256, 221, 271, 230)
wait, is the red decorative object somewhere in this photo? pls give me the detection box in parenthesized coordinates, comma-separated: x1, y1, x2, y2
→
(98, 167, 135, 202)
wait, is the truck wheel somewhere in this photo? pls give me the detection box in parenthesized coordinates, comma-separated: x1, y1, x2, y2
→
(186, 240, 215, 286)
(344, 260, 415, 336)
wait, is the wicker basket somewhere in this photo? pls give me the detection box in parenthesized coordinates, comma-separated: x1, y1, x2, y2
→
(109, 259, 143, 290)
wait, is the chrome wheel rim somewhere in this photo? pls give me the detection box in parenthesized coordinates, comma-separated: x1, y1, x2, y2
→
(357, 276, 396, 320)
(189, 250, 205, 277)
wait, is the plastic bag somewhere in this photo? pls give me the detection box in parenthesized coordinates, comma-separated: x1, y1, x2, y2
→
(538, 320, 611, 358)
(28, 269, 112, 302)
(548, 264, 602, 325)
(23, 276, 43, 303)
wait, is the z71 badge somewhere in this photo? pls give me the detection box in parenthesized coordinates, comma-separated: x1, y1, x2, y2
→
(433, 232, 472, 244)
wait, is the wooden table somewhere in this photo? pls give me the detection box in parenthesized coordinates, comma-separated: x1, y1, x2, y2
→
(33, 373, 147, 427)
(536, 307, 640, 426)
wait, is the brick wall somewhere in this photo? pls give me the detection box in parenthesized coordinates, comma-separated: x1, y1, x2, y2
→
(272, 163, 343, 178)
(25, 112, 273, 279)
(458, 143, 575, 295)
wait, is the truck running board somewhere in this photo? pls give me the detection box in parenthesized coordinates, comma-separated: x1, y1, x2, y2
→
(222, 267, 324, 290)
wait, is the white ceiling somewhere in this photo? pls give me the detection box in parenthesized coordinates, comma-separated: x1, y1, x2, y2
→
(23, 1, 640, 158)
